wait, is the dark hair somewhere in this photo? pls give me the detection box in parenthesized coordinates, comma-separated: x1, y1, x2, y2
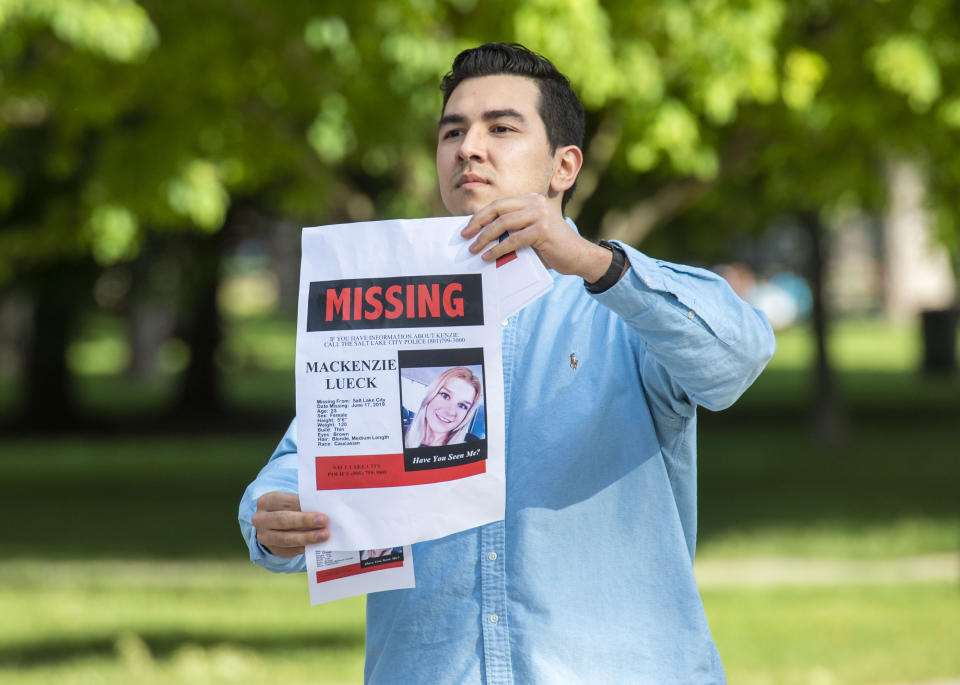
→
(440, 43, 584, 211)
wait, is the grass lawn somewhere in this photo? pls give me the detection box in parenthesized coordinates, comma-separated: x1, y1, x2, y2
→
(0, 561, 365, 685)
(0, 435, 280, 560)
(704, 582, 960, 685)
(695, 420, 960, 558)
(1, 419, 957, 684)
(0, 561, 956, 685)
(1, 418, 955, 561)
(0, 316, 957, 683)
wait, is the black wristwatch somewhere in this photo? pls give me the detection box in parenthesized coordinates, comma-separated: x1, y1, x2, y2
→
(585, 240, 626, 294)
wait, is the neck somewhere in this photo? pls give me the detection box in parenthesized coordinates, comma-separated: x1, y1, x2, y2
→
(422, 426, 447, 446)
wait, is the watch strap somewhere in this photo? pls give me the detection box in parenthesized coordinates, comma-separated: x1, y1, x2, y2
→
(585, 240, 626, 294)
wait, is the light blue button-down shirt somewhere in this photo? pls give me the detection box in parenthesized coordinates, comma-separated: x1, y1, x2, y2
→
(239, 236, 775, 684)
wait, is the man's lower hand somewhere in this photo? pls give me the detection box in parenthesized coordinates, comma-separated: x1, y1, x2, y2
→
(252, 491, 329, 558)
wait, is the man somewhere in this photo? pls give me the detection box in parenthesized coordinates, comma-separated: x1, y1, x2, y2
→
(240, 43, 775, 684)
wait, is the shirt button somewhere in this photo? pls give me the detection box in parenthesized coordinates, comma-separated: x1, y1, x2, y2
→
(644, 276, 652, 286)
(487, 552, 498, 561)
(489, 614, 499, 624)
(687, 310, 695, 319)
(501, 319, 508, 327)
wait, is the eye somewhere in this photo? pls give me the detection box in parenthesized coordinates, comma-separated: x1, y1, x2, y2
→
(439, 391, 450, 400)
(490, 125, 512, 134)
(441, 128, 463, 139)
(457, 402, 470, 411)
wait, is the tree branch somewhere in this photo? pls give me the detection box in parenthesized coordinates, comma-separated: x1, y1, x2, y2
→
(599, 177, 712, 245)
(566, 114, 623, 220)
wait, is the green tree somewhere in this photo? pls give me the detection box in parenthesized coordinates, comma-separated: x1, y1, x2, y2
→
(5, 0, 958, 428)
(1, 1, 348, 419)
(3, 0, 786, 421)
(613, 0, 960, 440)
(0, 0, 159, 423)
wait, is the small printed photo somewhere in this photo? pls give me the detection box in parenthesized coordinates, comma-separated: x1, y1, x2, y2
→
(400, 364, 486, 449)
(360, 547, 403, 562)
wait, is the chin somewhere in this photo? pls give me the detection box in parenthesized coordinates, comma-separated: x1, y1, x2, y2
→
(444, 202, 478, 217)
(444, 190, 489, 216)
(457, 204, 484, 216)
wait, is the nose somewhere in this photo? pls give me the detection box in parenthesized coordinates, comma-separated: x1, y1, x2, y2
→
(457, 126, 485, 162)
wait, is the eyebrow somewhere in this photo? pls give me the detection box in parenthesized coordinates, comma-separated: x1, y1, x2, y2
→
(438, 108, 526, 128)
(439, 384, 476, 405)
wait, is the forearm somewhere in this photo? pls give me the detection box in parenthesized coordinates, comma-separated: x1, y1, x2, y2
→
(591, 242, 775, 411)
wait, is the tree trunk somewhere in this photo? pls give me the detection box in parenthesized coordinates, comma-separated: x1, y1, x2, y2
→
(798, 209, 848, 446)
(921, 308, 958, 374)
(126, 302, 172, 378)
(22, 261, 91, 428)
(173, 229, 226, 418)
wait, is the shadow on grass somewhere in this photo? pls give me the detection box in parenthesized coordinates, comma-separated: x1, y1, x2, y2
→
(695, 378, 960, 553)
(0, 629, 364, 668)
(0, 368, 956, 559)
(717, 368, 960, 423)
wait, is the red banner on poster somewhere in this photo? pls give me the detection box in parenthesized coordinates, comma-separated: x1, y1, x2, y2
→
(315, 453, 486, 489)
(315, 559, 405, 583)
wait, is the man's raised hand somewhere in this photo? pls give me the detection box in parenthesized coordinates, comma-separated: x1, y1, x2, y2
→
(461, 194, 613, 283)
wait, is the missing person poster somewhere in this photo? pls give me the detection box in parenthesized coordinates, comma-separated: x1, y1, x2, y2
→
(296, 217, 506, 553)
(306, 544, 415, 606)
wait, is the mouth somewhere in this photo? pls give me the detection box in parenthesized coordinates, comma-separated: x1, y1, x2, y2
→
(433, 411, 455, 425)
(456, 173, 489, 189)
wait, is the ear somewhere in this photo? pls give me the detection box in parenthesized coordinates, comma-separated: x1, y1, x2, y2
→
(549, 145, 584, 196)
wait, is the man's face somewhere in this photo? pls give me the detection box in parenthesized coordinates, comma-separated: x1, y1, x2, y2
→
(437, 74, 557, 216)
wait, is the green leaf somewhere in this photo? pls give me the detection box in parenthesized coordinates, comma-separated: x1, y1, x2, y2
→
(165, 160, 228, 232)
(782, 48, 828, 111)
(869, 34, 941, 112)
(86, 202, 140, 265)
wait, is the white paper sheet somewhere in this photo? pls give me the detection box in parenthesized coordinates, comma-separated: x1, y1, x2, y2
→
(295, 217, 555, 604)
(492, 241, 553, 320)
(295, 217, 505, 552)
(306, 545, 415, 606)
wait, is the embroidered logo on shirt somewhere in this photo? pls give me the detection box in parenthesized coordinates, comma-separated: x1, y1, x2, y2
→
(569, 352, 579, 370)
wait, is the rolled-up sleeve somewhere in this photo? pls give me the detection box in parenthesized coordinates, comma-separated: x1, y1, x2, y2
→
(591, 242, 776, 412)
(238, 419, 307, 573)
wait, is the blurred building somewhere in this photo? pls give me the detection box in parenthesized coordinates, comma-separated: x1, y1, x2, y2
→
(882, 161, 956, 320)
(826, 212, 884, 316)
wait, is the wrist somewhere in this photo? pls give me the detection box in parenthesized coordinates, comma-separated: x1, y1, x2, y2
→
(579, 241, 615, 283)
(584, 241, 627, 294)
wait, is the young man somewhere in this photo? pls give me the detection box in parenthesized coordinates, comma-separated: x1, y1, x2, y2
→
(240, 43, 775, 684)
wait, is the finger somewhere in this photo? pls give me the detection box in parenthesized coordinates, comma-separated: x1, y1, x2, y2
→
(469, 209, 537, 255)
(267, 546, 306, 559)
(461, 197, 524, 238)
(473, 211, 543, 258)
(258, 526, 330, 551)
(461, 201, 505, 239)
(478, 231, 530, 262)
(253, 509, 328, 532)
(256, 491, 302, 512)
